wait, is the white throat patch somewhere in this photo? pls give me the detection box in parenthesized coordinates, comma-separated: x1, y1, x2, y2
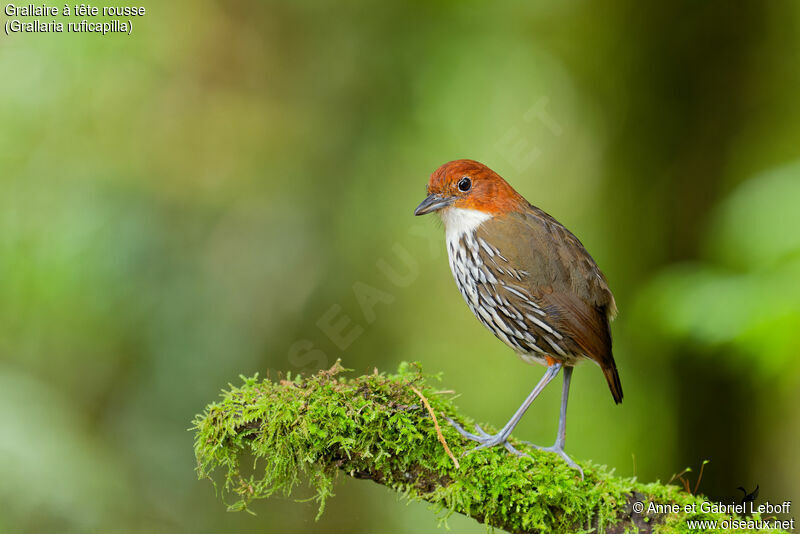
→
(439, 207, 492, 245)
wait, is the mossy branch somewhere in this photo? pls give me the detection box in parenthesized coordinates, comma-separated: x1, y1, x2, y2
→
(192, 362, 788, 534)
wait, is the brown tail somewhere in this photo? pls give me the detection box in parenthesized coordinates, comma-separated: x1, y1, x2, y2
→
(603, 362, 623, 404)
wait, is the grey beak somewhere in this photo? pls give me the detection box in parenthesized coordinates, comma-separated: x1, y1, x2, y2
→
(414, 194, 452, 216)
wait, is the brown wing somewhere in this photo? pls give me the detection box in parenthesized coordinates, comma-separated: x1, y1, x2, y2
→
(475, 209, 623, 403)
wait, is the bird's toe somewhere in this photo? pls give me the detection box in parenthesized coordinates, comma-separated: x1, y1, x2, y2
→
(473, 423, 491, 438)
(446, 417, 483, 441)
(503, 440, 530, 457)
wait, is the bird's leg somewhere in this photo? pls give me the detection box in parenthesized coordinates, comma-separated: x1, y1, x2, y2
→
(447, 363, 561, 456)
(552, 365, 572, 450)
(530, 366, 584, 478)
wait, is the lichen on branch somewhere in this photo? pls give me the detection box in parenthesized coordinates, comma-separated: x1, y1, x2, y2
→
(192, 362, 787, 534)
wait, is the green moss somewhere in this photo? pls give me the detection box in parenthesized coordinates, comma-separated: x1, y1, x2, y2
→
(192, 362, 789, 533)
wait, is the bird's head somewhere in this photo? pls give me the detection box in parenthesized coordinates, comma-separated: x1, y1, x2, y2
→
(414, 159, 527, 219)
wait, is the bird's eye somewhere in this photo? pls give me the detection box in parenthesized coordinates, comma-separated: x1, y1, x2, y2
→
(457, 177, 472, 192)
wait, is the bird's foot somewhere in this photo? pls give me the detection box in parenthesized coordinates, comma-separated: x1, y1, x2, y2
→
(526, 442, 584, 479)
(445, 418, 528, 457)
(446, 419, 584, 478)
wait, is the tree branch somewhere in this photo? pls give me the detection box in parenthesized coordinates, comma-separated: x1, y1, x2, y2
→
(192, 362, 788, 533)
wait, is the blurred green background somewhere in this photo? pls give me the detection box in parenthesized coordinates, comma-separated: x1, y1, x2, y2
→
(2, 1, 799, 532)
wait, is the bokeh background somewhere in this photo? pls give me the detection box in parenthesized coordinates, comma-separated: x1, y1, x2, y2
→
(2, 1, 799, 532)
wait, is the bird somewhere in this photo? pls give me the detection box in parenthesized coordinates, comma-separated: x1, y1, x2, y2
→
(414, 159, 622, 476)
